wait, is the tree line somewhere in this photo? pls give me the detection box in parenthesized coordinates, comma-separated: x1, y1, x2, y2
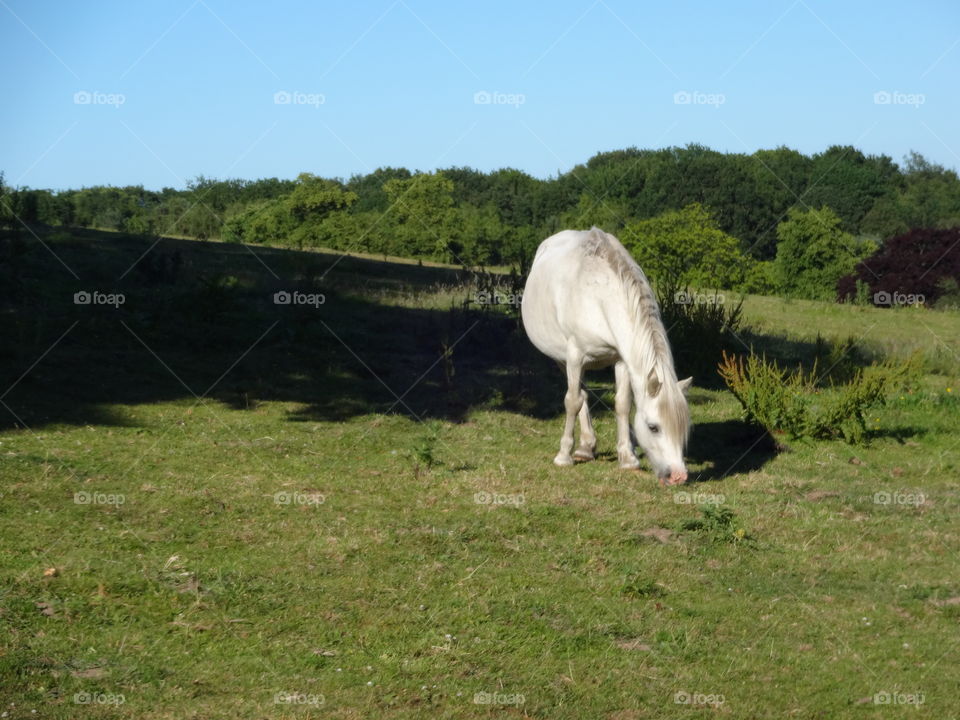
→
(2, 144, 959, 302)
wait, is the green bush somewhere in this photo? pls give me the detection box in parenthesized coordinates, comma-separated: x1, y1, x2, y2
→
(718, 350, 920, 445)
(935, 276, 960, 310)
(657, 282, 746, 387)
(774, 206, 876, 300)
(736, 260, 777, 295)
(223, 199, 292, 245)
(621, 203, 755, 289)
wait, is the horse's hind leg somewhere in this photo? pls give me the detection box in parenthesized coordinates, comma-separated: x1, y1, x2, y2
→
(554, 351, 585, 467)
(615, 360, 640, 469)
(573, 386, 596, 462)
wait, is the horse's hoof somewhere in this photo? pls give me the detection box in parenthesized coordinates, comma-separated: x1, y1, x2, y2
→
(618, 456, 641, 470)
(553, 454, 575, 467)
(573, 449, 595, 462)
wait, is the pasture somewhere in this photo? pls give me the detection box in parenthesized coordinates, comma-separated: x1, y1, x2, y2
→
(1, 227, 958, 718)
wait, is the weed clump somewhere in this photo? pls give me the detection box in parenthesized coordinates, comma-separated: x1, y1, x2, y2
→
(621, 576, 666, 599)
(679, 505, 749, 544)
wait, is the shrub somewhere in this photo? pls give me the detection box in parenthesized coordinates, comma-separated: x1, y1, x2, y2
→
(737, 260, 777, 295)
(621, 203, 754, 289)
(468, 266, 525, 318)
(774, 206, 876, 300)
(837, 226, 960, 308)
(718, 351, 919, 445)
(935, 276, 960, 310)
(224, 200, 291, 245)
(658, 282, 746, 387)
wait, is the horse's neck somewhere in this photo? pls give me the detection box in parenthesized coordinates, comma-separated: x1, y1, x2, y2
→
(624, 337, 673, 387)
(610, 287, 673, 383)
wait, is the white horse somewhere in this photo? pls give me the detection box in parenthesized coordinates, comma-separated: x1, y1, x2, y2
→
(521, 227, 692, 485)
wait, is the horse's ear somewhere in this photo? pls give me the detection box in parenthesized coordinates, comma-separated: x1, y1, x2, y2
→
(647, 368, 662, 397)
(678, 376, 693, 395)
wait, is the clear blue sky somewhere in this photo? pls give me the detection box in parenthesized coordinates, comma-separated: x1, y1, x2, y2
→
(2, 0, 958, 190)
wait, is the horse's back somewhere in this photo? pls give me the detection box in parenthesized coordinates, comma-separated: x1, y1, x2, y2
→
(521, 228, 623, 364)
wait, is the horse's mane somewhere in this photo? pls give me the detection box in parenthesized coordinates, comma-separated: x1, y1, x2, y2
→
(583, 227, 690, 444)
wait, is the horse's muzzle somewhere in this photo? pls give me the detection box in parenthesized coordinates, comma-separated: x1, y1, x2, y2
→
(660, 468, 688, 486)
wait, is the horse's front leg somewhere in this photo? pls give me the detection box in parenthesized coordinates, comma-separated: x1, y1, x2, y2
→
(554, 351, 585, 467)
(614, 360, 640, 469)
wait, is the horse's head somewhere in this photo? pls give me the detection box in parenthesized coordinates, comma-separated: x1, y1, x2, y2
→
(634, 370, 692, 485)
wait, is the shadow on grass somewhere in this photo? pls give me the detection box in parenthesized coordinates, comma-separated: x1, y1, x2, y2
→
(1, 226, 796, 481)
(685, 419, 780, 482)
(684, 421, 925, 483)
(865, 425, 926, 444)
(0, 227, 563, 431)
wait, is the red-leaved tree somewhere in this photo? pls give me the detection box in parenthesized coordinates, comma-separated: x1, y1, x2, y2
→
(837, 227, 960, 306)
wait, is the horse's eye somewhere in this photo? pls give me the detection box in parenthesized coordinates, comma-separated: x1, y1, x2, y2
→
(648, 424, 660, 434)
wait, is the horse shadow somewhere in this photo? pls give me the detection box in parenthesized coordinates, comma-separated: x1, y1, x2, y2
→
(684, 419, 779, 483)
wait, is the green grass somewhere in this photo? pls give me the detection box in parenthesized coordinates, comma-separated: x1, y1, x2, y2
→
(739, 293, 960, 373)
(1, 227, 958, 718)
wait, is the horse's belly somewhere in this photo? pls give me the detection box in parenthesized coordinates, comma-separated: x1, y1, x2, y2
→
(523, 296, 618, 365)
(521, 310, 568, 361)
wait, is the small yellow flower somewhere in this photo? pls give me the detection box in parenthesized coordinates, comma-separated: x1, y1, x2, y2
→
(947, 388, 953, 393)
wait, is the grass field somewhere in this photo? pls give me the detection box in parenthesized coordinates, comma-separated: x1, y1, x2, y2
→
(1, 227, 958, 718)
